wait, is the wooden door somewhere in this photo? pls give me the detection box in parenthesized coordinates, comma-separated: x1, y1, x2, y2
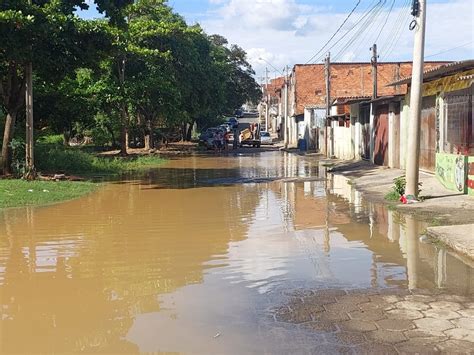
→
(374, 104, 389, 166)
(420, 96, 436, 172)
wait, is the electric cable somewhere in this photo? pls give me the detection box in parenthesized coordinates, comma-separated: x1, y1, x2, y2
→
(309, 0, 382, 64)
(425, 41, 474, 59)
(380, 0, 412, 61)
(379, 0, 410, 55)
(305, 0, 362, 64)
(331, 0, 387, 61)
(374, 0, 396, 45)
(346, 0, 387, 61)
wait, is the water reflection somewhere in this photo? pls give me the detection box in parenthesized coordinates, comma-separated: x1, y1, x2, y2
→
(0, 152, 472, 353)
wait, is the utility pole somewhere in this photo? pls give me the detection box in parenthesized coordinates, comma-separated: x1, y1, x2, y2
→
(371, 44, 378, 99)
(325, 53, 332, 158)
(284, 66, 289, 147)
(406, 0, 427, 197)
(265, 67, 269, 132)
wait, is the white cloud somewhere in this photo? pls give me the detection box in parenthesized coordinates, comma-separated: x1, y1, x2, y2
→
(199, 0, 474, 78)
(213, 0, 305, 31)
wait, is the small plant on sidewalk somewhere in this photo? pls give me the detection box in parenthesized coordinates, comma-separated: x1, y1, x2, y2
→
(393, 175, 407, 196)
(385, 175, 422, 201)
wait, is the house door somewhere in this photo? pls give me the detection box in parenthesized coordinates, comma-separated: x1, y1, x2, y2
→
(374, 104, 389, 166)
(420, 96, 436, 172)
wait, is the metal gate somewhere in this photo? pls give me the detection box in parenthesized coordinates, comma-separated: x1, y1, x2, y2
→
(420, 96, 436, 172)
(374, 104, 389, 166)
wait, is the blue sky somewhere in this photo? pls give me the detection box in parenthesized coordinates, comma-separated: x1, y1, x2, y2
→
(79, 0, 473, 78)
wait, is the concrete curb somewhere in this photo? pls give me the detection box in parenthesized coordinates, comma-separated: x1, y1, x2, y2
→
(426, 225, 474, 261)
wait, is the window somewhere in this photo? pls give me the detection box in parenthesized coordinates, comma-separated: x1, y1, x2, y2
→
(444, 86, 473, 155)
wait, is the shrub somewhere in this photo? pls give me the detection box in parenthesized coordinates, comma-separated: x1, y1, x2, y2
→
(385, 175, 422, 201)
(35, 138, 165, 175)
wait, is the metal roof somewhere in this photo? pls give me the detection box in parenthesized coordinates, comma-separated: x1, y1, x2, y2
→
(388, 60, 474, 86)
(294, 60, 449, 67)
(369, 94, 405, 103)
(459, 74, 474, 81)
(332, 96, 371, 105)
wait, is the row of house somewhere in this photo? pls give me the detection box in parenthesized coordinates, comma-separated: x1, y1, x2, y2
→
(264, 59, 474, 196)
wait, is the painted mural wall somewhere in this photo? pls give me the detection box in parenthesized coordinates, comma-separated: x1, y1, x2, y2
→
(468, 156, 474, 196)
(435, 153, 467, 193)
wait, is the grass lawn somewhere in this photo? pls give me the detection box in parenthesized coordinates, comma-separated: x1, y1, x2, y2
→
(0, 179, 100, 209)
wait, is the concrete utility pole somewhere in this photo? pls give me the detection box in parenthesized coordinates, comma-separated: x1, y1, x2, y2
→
(284, 65, 289, 147)
(371, 44, 378, 99)
(265, 67, 269, 131)
(406, 0, 427, 197)
(325, 53, 333, 158)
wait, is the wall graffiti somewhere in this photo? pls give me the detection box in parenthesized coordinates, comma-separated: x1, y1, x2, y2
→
(435, 153, 467, 193)
(468, 156, 474, 197)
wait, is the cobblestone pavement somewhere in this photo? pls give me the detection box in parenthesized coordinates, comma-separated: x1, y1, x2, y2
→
(267, 288, 474, 354)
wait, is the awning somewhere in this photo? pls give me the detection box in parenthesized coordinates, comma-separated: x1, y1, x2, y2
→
(388, 60, 474, 86)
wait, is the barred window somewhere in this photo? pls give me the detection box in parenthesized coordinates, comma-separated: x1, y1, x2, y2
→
(444, 86, 473, 155)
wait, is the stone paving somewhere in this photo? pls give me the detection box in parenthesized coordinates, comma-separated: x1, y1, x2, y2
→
(267, 288, 474, 354)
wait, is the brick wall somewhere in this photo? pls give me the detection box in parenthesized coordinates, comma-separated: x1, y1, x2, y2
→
(292, 62, 449, 115)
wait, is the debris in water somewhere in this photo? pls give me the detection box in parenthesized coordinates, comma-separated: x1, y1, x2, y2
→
(213, 333, 221, 338)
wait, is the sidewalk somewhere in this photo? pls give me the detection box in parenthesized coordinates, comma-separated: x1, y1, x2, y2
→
(326, 159, 474, 260)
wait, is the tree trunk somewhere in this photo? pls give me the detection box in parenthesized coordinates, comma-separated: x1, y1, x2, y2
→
(117, 54, 128, 156)
(24, 61, 36, 180)
(144, 118, 155, 150)
(1, 111, 18, 175)
(63, 130, 71, 146)
(186, 121, 194, 141)
(120, 122, 128, 156)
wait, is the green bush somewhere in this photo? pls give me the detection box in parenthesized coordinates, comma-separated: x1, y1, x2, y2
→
(10, 138, 26, 177)
(385, 175, 422, 201)
(393, 175, 407, 196)
(37, 134, 64, 145)
(35, 139, 165, 175)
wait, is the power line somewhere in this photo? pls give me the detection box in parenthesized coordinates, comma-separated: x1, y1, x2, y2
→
(346, 0, 387, 60)
(374, 0, 396, 44)
(425, 41, 474, 58)
(332, 0, 386, 61)
(305, 0, 362, 64)
(379, 0, 411, 59)
(310, 0, 382, 64)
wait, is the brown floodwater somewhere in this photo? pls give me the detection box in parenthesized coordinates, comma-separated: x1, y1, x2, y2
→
(0, 152, 472, 353)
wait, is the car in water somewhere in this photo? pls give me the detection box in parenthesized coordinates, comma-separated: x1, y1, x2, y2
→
(199, 127, 218, 143)
(227, 117, 239, 129)
(234, 109, 244, 118)
(260, 131, 273, 145)
(219, 123, 231, 132)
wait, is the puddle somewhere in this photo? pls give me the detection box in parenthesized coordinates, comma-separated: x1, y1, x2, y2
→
(0, 152, 472, 353)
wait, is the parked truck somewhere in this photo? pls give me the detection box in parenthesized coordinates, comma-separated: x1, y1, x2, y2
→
(239, 123, 261, 148)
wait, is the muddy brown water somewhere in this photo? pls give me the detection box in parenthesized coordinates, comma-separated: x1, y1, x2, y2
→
(0, 152, 472, 353)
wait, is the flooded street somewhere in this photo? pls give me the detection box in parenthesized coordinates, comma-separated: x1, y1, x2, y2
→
(0, 152, 473, 353)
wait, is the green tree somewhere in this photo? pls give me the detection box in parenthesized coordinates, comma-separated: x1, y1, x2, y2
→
(0, 0, 110, 174)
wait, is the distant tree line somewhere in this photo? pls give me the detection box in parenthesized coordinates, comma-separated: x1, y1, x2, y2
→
(0, 0, 261, 174)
